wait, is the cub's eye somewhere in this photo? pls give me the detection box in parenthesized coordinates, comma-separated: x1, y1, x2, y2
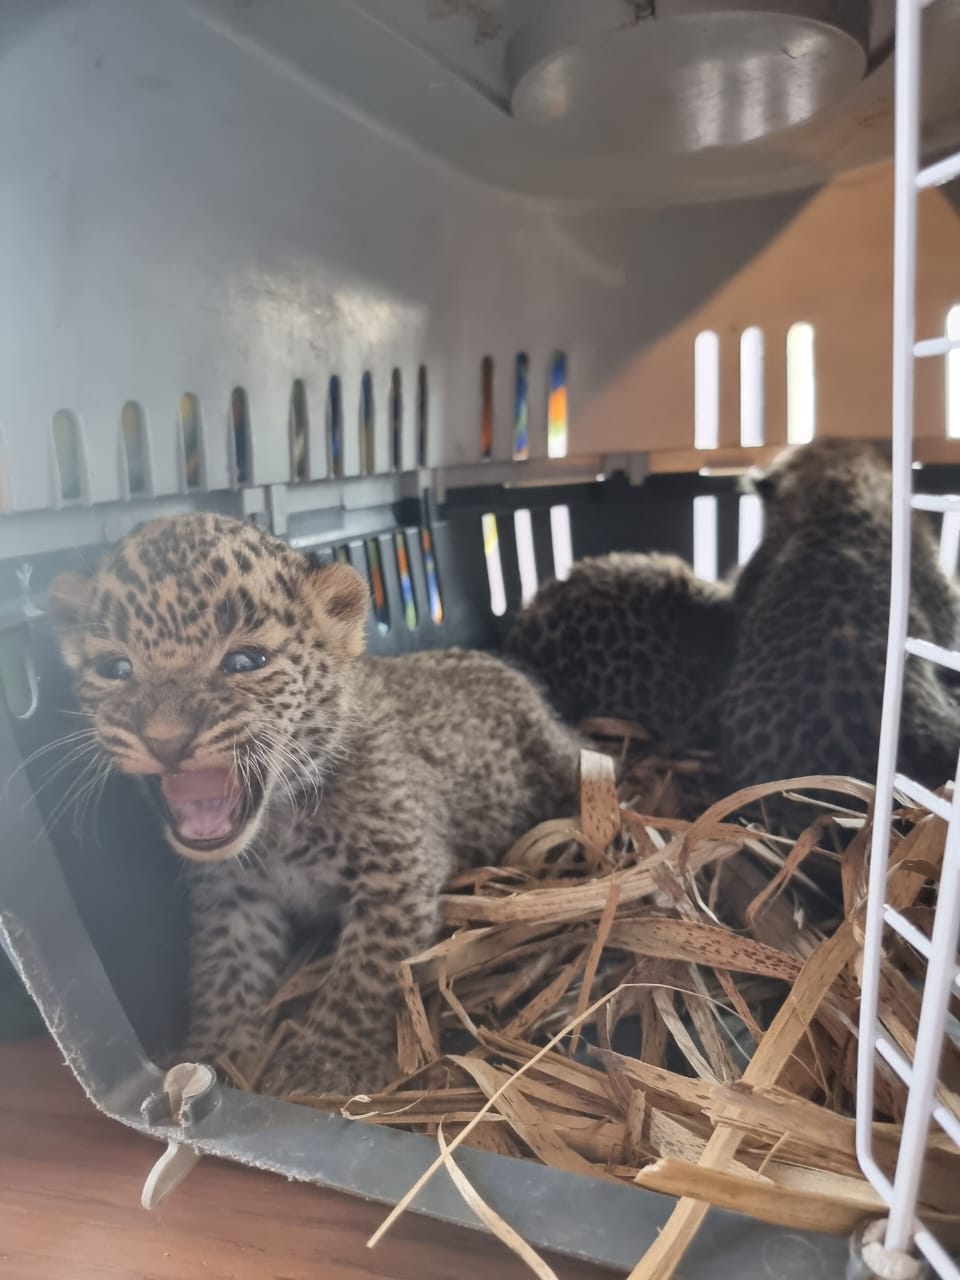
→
(221, 647, 268, 675)
(94, 655, 133, 680)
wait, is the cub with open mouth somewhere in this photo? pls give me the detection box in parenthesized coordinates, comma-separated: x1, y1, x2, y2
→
(50, 512, 581, 1094)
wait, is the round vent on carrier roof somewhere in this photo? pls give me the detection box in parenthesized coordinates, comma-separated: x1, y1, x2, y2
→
(506, 0, 871, 154)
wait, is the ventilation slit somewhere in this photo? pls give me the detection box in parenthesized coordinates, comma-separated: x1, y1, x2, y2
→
(0, 629, 38, 720)
(739, 327, 765, 447)
(513, 353, 530, 461)
(549, 505, 573, 582)
(327, 376, 343, 479)
(394, 531, 418, 630)
(786, 322, 816, 444)
(121, 401, 150, 496)
(179, 394, 203, 491)
(390, 369, 403, 471)
(52, 410, 85, 502)
(230, 387, 251, 485)
(421, 527, 443, 625)
(481, 513, 507, 616)
(693, 495, 719, 582)
(939, 511, 960, 576)
(0, 430, 9, 511)
(547, 351, 568, 459)
(694, 331, 720, 450)
(514, 509, 538, 603)
(947, 305, 960, 440)
(481, 356, 494, 460)
(360, 372, 375, 475)
(417, 365, 429, 467)
(289, 380, 309, 481)
(365, 538, 390, 634)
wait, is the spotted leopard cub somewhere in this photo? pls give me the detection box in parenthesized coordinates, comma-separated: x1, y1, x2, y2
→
(722, 437, 960, 821)
(50, 514, 580, 1094)
(504, 552, 736, 750)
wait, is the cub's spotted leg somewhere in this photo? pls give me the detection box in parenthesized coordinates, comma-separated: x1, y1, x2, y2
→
(265, 853, 445, 1096)
(182, 883, 292, 1078)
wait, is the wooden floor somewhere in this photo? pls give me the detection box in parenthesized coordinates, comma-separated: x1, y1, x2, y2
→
(0, 1037, 608, 1280)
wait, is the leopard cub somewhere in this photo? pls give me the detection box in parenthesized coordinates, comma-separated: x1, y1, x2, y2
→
(722, 437, 960, 826)
(51, 513, 580, 1094)
(504, 551, 736, 750)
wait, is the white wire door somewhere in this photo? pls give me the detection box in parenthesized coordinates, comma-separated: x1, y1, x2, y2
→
(855, 2, 960, 1276)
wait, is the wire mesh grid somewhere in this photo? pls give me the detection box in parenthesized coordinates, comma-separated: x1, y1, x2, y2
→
(855, 2, 960, 1276)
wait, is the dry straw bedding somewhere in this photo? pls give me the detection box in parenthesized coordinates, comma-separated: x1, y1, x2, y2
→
(225, 720, 959, 1279)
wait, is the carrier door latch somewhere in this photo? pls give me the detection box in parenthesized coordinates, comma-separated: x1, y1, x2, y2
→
(139, 1062, 217, 1210)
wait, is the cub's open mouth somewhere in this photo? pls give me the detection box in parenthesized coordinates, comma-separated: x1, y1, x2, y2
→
(147, 767, 264, 854)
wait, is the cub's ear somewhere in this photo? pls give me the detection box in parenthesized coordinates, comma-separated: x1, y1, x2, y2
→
(48, 572, 94, 670)
(743, 464, 776, 500)
(303, 560, 369, 656)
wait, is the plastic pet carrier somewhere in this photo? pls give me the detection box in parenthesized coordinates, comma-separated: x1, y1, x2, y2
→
(2, 1, 960, 1275)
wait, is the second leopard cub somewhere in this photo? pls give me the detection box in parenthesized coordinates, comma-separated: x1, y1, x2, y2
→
(504, 552, 735, 750)
(50, 514, 580, 1094)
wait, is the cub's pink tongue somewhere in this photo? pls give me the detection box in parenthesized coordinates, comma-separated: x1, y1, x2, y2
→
(160, 768, 242, 842)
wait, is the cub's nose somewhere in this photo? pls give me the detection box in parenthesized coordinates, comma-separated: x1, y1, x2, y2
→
(142, 728, 196, 770)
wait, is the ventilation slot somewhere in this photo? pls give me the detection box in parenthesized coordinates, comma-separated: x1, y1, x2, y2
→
(51, 410, 86, 503)
(481, 356, 494, 460)
(390, 369, 403, 471)
(360, 372, 375, 476)
(786, 322, 816, 444)
(0, 629, 38, 720)
(365, 539, 390, 634)
(940, 510, 960, 576)
(947, 305, 960, 440)
(739, 327, 765, 447)
(289, 380, 309, 481)
(417, 365, 429, 467)
(328, 377, 344, 479)
(514, 509, 538, 604)
(550, 505, 573, 582)
(738, 492, 764, 565)
(394, 531, 418, 630)
(694, 330, 720, 450)
(230, 387, 251, 486)
(481, 513, 507, 616)
(693, 495, 719, 582)
(178, 394, 204, 491)
(513, 353, 530, 461)
(547, 352, 568, 459)
(421, 527, 443, 625)
(121, 401, 150, 497)
(0, 429, 10, 511)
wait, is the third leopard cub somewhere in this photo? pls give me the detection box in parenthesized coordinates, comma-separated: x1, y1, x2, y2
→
(50, 514, 580, 1095)
(722, 437, 960, 821)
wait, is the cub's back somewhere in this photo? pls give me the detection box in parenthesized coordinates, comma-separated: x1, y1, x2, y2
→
(357, 648, 581, 863)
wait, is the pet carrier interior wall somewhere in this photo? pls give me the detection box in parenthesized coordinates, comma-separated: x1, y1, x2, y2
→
(3, 1, 960, 1275)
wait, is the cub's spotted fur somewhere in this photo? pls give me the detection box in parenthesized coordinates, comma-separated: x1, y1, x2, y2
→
(722, 438, 960, 826)
(504, 552, 735, 749)
(51, 514, 580, 1094)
